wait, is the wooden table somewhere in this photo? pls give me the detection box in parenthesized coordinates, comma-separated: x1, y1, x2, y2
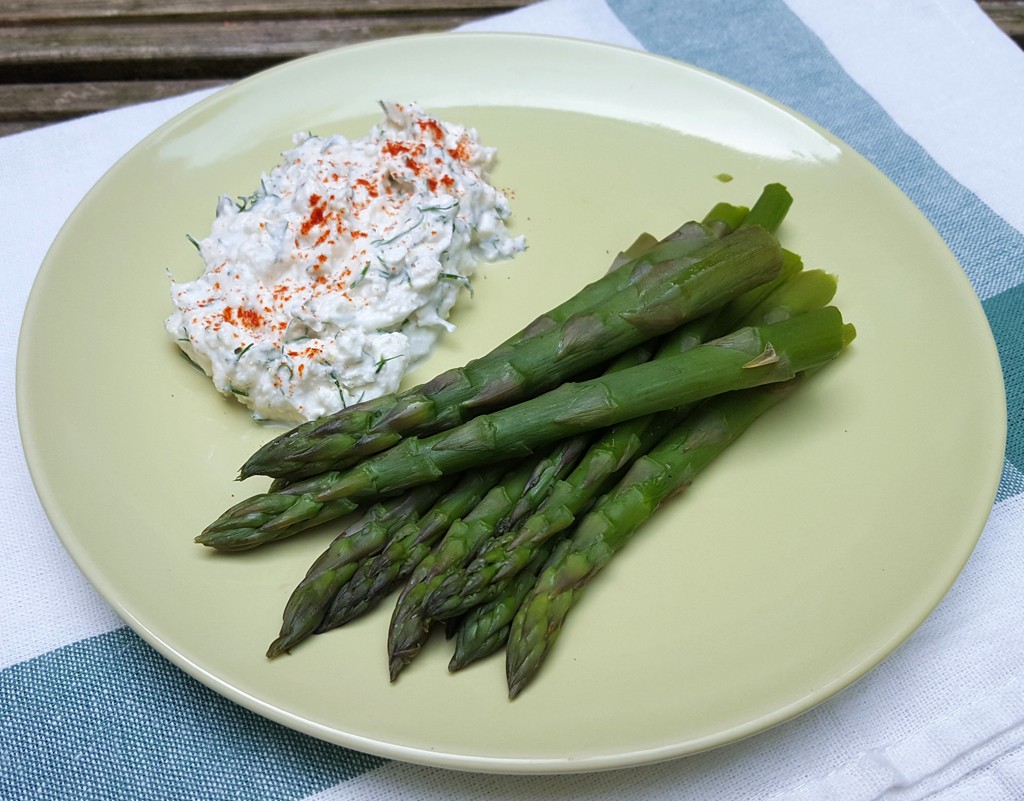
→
(2, 0, 1022, 137)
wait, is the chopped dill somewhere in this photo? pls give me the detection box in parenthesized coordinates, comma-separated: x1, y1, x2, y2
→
(177, 349, 205, 373)
(374, 354, 400, 374)
(350, 264, 371, 288)
(236, 179, 269, 211)
(326, 368, 346, 404)
(441, 272, 473, 296)
(372, 214, 424, 248)
(236, 191, 262, 212)
(417, 201, 459, 214)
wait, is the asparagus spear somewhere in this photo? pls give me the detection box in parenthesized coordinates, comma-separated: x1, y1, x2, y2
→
(504, 356, 852, 699)
(423, 269, 838, 621)
(265, 480, 451, 658)
(308, 306, 850, 505)
(316, 345, 654, 632)
(195, 487, 358, 551)
(485, 338, 657, 536)
(448, 538, 559, 672)
(196, 468, 356, 550)
(491, 208, 738, 351)
(492, 433, 594, 537)
(738, 182, 792, 233)
(421, 410, 679, 621)
(238, 222, 784, 481)
(386, 439, 590, 680)
(317, 464, 510, 631)
(701, 202, 749, 239)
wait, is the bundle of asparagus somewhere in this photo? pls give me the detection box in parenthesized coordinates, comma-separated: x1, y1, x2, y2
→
(196, 184, 855, 698)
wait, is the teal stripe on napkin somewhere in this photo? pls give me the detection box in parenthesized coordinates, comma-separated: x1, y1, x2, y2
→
(984, 284, 1024, 480)
(608, 0, 1023, 491)
(0, 628, 384, 801)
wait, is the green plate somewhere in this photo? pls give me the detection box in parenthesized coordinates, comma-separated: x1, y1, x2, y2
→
(17, 33, 1006, 773)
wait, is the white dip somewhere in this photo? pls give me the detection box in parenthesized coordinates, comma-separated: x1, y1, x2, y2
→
(165, 101, 524, 423)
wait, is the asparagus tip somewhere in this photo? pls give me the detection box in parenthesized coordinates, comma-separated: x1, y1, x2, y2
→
(507, 673, 528, 700)
(388, 655, 409, 682)
(193, 531, 230, 549)
(266, 638, 290, 659)
(505, 646, 539, 700)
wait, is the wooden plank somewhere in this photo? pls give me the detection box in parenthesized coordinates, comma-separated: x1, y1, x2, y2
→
(2, 4, 1018, 72)
(0, 122, 44, 138)
(1, 3, 1020, 70)
(0, 0, 531, 21)
(0, 16, 512, 71)
(0, 16, 513, 78)
(0, 80, 224, 124)
(978, 1, 1024, 45)
(0, 0, 1015, 30)
(0, 2, 528, 134)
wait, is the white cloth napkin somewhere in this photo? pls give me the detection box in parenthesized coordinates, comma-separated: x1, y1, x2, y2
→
(3, 1, 1024, 799)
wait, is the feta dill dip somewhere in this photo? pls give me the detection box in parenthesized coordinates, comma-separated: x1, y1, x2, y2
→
(165, 101, 524, 423)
